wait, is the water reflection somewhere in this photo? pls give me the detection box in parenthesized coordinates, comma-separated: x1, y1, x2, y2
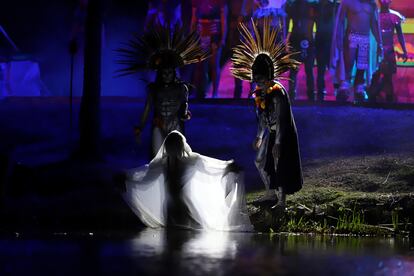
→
(131, 228, 257, 258)
(0, 230, 413, 275)
(126, 229, 414, 275)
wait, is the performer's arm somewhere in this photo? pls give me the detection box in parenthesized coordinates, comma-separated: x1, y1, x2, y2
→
(336, 1, 346, 50)
(135, 88, 153, 136)
(253, 108, 266, 150)
(396, 23, 408, 62)
(272, 96, 282, 142)
(271, 95, 283, 161)
(371, 7, 383, 57)
(256, 116, 265, 140)
(180, 84, 191, 121)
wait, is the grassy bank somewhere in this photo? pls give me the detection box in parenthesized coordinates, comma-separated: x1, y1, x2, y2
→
(247, 155, 414, 236)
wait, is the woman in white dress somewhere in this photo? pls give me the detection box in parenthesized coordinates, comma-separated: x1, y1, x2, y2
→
(123, 131, 253, 232)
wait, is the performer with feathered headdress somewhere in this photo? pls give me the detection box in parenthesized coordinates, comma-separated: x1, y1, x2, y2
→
(116, 23, 208, 157)
(231, 17, 303, 207)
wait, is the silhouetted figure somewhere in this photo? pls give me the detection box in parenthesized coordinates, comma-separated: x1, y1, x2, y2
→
(286, 0, 317, 101)
(253, 0, 287, 39)
(315, 0, 338, 101)
(191, 0, 228, 98)
(331, 0, 382, 102)
(144, 0, 182, 30)
(123, 131, 252, 231)
(225, 0, 252, 98)
(232, 18, 303, 208)
(116, 23, 207, 157)
(368, 0, 408, 103)
(163, 132, 195, 228)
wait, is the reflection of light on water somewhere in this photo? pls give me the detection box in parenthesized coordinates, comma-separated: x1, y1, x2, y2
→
(183, 231, 237, 259)
(129, 228, 249, 260)
(129, 228, 165, 257)
(127, 230, 414, 275)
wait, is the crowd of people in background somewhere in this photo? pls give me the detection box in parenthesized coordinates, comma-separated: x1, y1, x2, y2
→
(144, 0, 409, 103)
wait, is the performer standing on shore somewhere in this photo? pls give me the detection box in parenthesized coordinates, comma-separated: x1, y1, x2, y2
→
(231, 18, 303, 208)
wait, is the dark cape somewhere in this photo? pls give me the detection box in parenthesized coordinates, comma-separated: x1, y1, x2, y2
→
(255, 86, 303, 194)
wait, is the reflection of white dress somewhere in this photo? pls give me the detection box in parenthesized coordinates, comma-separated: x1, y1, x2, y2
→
(123, 131, 253, 232)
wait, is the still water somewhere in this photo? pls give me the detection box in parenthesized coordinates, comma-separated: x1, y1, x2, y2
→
(0, 229, 413, 275)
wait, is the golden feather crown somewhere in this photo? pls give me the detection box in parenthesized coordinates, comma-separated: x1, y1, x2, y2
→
(115, 23, 209, 76)
(231, 17, 300, 82)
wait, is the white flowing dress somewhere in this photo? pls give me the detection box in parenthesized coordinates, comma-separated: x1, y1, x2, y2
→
(123, 131, 253, 232)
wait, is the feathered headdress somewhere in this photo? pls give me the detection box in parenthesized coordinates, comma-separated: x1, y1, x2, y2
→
(231, 17, 300, 82)
(115, 24, 209, 76)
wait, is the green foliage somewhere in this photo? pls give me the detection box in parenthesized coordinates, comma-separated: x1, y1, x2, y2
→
(335, 205, 365, 234)
(392, 209, 399, 231)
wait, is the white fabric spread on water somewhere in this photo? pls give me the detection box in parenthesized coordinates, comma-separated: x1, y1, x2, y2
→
(123, 131, 253, 232)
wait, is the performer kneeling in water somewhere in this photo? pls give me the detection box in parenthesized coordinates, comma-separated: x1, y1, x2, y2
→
(123, 131, 253, 232)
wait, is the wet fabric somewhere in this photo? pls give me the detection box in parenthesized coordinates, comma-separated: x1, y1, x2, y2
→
(123, 131, 253, 232)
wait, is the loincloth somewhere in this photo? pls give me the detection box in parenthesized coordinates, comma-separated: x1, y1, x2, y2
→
(348, 32, 370, 70)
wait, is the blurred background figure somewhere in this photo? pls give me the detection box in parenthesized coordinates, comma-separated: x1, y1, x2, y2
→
(285, 0, 317, 101)
(144, 0, 182, 30)
(191, 0, 227, 99)
(225, 0, 253, 98)
(315, 0, 339, 102)
(331, 0, 382, 103)
(253, 0, 287, 39)
(368, 0, 408, 103)
(143, 0, 183, 86)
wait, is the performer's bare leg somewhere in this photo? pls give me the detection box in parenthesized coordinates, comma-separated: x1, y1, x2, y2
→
(338, 43, 357, 100)
(344, 45, 357, 85)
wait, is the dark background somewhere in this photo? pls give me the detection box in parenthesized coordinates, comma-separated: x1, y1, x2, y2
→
(0, 0, 149, 97)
